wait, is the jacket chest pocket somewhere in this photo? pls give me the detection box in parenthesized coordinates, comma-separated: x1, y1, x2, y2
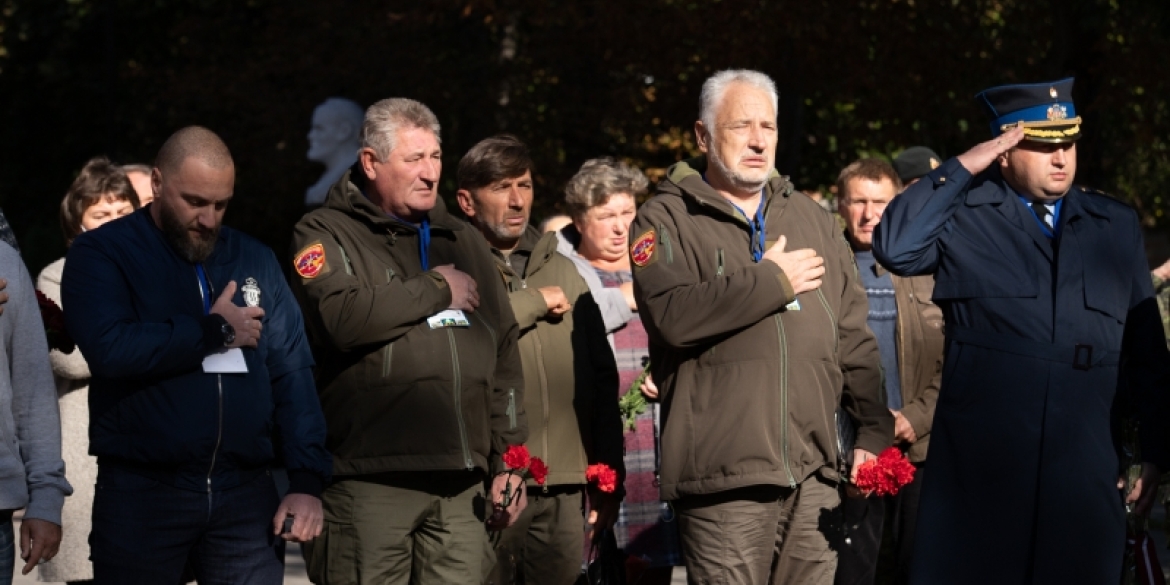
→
(909, 277, 945, 335)
(1083, 279, 1128, 323)
(1075, 227, 1129, 323)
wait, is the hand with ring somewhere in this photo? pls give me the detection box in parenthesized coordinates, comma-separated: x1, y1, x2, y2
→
(956, 124, 1025, 175)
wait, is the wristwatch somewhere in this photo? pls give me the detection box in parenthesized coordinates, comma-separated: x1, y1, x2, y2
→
(220, 321, 235, 347)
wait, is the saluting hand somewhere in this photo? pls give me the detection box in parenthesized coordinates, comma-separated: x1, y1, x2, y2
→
(956, 123, 1026, 175)
(211, 281, 264, 348)
(764, 235, 824, 296)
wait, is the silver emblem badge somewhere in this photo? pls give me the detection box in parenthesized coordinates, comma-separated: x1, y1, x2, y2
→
(242, 277, 261, 307)
(1049, 87, 1058, 98)
(1046, 104, 1068, 121)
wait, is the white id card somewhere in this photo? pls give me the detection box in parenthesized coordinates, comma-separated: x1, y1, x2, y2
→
(428, 309, 471, 329)
(202, 348, 249, 373)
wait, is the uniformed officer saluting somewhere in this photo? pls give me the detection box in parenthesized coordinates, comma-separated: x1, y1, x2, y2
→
(874, 79, 1170, 584)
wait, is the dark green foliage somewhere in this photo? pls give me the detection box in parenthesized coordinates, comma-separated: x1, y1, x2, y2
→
(0, 0, 1166, 275)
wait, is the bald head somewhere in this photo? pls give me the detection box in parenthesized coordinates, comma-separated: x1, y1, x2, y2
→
(149, 126, 236, 263)
(155, 126, 234, 175)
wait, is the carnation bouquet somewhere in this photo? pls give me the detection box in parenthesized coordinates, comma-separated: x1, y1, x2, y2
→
(585, 463, 618, 494)
(498, 444, 548, 508)
(853, 447, 915, 497)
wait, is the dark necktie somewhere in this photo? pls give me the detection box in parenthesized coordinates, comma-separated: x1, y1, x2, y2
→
(1031, 201, 1052, 229)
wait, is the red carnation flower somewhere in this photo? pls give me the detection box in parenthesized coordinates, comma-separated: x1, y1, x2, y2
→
(854, 447, 916, 497)
(586, 463, 618, 494)
(529, 457, 549, 485)
(503, 444, 530, 470)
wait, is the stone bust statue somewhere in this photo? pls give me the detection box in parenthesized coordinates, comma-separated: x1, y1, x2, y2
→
(305, 97, 364, 207)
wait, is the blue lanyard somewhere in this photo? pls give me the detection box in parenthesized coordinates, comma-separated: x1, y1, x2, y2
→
(729, 198, 767, 263)
(362, 186, 432, 270)
(195, 264, 211, 315)
(419, 218, 431, 270)
(700, 172, 767, 262)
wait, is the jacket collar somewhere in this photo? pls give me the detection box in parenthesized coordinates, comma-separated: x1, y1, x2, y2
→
(964, 169, 1060, 260)
(963, 168, 1108, 222)
(322, 168, 465, 235)
(662, 156, 794, 225)
(487, 225, 557, 278)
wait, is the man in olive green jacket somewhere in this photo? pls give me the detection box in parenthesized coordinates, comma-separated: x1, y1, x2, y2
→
(455, 135, 624, 585)
(631, 70, 892, 585)
(833, 158, 944, 585)
(290, 99, 528, 585)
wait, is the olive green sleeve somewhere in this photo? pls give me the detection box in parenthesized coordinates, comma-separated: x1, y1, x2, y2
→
(631, 201, 795, 349)
(508, 288, 548, 332)
(290, 218, 451, 352)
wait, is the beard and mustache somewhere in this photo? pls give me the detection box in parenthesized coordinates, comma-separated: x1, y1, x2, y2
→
(708, 147, 772, 194)
(481, 215, 527, 247)
(157, 197, 219, 263)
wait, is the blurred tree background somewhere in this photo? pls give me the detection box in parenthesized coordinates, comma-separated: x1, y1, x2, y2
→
(0, 0, 1167, 276)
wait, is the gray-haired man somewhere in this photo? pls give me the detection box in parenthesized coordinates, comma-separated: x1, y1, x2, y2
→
(291, 98, 528, 584)
(631, 70, 891, 584)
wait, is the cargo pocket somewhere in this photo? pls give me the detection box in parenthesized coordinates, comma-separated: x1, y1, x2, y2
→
(782, 476, 841, 566)
(305, 483, 359, 585)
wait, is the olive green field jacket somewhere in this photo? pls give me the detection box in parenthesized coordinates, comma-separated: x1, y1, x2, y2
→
(488, 226, 624, 489)
(631, 156, 893, 500)
(289, 171, 527, 477)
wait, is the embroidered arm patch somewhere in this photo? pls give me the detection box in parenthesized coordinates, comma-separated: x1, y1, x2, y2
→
(631, 229, 657, 267)
(293, 242, 328, 279)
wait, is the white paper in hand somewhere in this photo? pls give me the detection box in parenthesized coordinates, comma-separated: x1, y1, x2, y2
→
(202, 348, 249, 374)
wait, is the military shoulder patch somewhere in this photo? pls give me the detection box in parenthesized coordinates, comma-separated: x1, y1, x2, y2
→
(294, 242, 327, 279)
(631, 229, 657, 267)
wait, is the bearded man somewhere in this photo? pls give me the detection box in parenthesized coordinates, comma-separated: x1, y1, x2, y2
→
(62, 126, 332, 585)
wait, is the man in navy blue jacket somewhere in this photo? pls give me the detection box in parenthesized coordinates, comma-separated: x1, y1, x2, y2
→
(874, 79, 1169, 584)
(62, 126, 331, 584)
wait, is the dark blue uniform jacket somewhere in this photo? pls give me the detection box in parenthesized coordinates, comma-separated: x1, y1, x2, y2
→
(62, 209, 331, 495)
(874, 159, 1169, 585)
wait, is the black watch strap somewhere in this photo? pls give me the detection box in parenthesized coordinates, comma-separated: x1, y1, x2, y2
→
(201, 314, 232, 351)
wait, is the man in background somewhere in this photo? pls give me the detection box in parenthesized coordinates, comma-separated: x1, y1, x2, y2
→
(456, 135, 623, 585)
(121, 164, 154, 205)
(891, 146, 942, 190)
(833, 158, 943, 585)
